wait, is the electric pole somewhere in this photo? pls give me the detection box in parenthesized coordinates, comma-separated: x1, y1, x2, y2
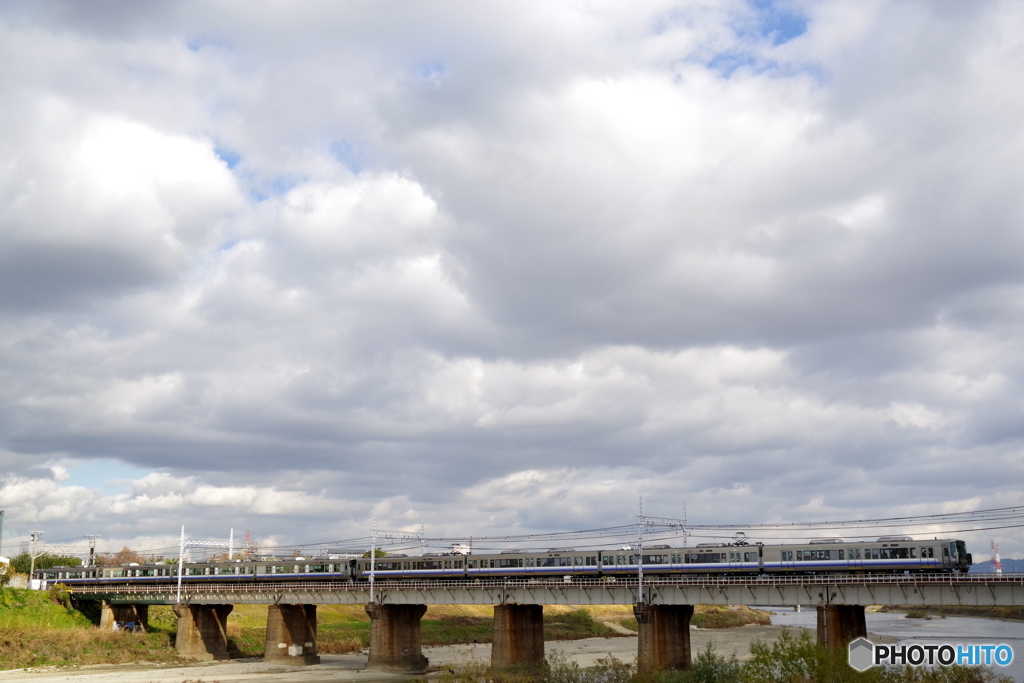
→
(85, 535, 99, 567)
(28, 531, 43, 580)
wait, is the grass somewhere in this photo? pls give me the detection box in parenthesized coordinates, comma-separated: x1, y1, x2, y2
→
(878, 605, 1024, 621)
(618, 605, 772, 632)
(0, 586, 93, 630)
(0, 588, 179, 670)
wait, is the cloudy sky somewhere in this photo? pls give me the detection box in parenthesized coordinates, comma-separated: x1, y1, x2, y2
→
(1, 0, 1022, 560)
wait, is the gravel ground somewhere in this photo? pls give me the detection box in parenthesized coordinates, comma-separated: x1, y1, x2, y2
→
(0, 624, 895, 682)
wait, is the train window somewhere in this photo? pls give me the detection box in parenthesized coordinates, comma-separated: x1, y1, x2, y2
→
(909, 548, 916, 558)
(921, 547, 932, 558)
(617, 555, 626, 565)
(525, 558, 535, 567)
(891, 548, 908, 559)
(871, 549, 879, 560)
(942, 546, 949, 558)
(838, 550, 844, 560)
(574, 557, 583, 566)
(468, 560, 477, 568)
(559, 557, 573, 567)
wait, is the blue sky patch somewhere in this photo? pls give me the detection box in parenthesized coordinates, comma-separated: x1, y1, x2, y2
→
(215, 146, 241, 169)
(62, 458, 158, 494)
(416, 61, 446, 82)
(748, 0, 808, 45)
(329, 140, 362, 174)
(707, 51, 760, 78)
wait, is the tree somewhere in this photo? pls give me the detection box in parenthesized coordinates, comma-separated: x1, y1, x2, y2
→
(11, 552, 82, 574)
(361, 549, 388, 558)
(97, 546, 145, 566)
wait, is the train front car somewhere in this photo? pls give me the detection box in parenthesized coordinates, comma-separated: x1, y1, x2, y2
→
(761, 537, 972, 575)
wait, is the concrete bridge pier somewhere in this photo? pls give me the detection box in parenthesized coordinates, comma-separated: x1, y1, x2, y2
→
(99, 601, 149, 632)
(491, 604, 545, 672)
(172, 603, 234, 660)
(817, 604, 867, 650)
(634, 603, 693, 674)
(364, 603, 429, 673)
(264, 604, 320, 664)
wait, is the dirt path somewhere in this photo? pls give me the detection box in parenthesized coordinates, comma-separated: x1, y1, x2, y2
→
(594, 616, 636, 635)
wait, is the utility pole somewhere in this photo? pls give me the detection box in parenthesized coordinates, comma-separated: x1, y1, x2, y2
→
(28, 531, 43, 580)
(84, 535, 99, 567)
(369, 515, 377, 604)
(637, 496, 644, 603)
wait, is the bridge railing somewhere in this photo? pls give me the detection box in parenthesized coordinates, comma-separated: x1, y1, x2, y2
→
(66, 573, 1021, 596)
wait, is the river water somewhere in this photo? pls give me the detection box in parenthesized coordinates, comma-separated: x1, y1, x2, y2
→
(759, 607, 1024, 682)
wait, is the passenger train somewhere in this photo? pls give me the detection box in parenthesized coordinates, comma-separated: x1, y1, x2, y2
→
(35, 536, 972, 587)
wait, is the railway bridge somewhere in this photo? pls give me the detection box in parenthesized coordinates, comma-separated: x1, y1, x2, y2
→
(69, 574, 1024, 674)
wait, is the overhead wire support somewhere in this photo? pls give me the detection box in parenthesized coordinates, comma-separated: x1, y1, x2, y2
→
(176, 527, 234, 603)
(637, 496, 644, 604)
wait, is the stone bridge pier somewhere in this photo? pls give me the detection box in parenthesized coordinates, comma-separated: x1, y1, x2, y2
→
(365, 603, 429, 673)
(265, 604, 320, 664)
(491, 604, 546, 672)
(817, 604, 867, 649)
(99, 601, 149, 632)
(634, 603, 694, 674)
(172, 603, 234, 660)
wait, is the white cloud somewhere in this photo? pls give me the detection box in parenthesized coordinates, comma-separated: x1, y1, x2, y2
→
(0, 1, 1022, 559)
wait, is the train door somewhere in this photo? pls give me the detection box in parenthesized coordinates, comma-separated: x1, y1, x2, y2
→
(728, 550, 741, 571)
(780, 549, 795, 571)
(848, 547, 863, 571)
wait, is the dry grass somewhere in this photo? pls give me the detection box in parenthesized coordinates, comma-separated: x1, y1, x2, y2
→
(619, 605, 772, 632)
(0, 626, 178, 669)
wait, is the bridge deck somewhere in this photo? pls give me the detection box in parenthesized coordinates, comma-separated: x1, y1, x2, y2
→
(68, 574, 1024, 607)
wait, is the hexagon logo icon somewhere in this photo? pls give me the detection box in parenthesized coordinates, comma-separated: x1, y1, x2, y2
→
(848, 637, 875, 671)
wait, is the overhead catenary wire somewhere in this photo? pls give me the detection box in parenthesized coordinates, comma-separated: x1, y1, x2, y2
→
(20, 505, 1024, 562)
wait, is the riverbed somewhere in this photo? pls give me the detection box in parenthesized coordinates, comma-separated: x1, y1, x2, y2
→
(765, 606, 1024, 682)
(1, 610, 1020, 682)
